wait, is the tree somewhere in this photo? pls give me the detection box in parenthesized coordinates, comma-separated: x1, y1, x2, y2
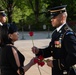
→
(0, 0, 76, 31)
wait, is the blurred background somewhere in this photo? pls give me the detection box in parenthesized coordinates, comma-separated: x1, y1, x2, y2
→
(0, 0, 76, 32)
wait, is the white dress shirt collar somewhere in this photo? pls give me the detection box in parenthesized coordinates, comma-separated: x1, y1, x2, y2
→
(56, 23, 66, 32)
(0, 22, 3, 26)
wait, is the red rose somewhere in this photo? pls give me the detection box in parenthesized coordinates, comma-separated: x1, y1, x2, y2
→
(34, 55, 45, 67)
(40, 62, 45, 67)
(38, 55, 44, 60)
(29, 31, 33, 36)
(38, 61, 45, 67)
(34, 58, 38, 63)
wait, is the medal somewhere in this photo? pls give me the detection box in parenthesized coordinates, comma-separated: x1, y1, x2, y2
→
(54, 38, 62, 48)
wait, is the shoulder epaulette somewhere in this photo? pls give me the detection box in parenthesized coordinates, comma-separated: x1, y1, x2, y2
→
(64, 25, 73, 31)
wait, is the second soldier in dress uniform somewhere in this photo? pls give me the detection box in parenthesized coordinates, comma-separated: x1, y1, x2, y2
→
(0, 10, 7, 25)
(0, 9, 7, 75)
(32, 5, 76, 75)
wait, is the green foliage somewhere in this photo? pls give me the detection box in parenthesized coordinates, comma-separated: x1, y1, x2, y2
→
(0, 0, 76, 31)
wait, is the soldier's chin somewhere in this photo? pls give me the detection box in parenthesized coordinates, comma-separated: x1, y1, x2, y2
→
(52, 25, 56, 27)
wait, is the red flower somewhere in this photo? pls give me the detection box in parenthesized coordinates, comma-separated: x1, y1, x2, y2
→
(38, 61, 45, 67)
(34, 55, 45, 67)
(29, 31, 33, 36)
(40, 62, 45, 66)
(38, 55, 44, 60)
(34, 58, 38, 63)
(29, 31, 34, 46)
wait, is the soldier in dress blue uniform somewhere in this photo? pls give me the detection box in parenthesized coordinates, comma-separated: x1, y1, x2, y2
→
(0, 10, 7, 75)
(0, 10, 7, 26)
(32, 5, 76, 75)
